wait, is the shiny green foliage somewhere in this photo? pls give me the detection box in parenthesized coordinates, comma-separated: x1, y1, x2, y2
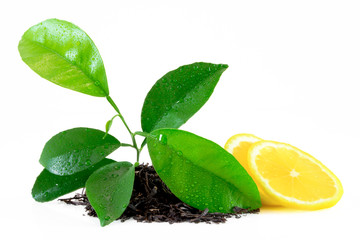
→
(147, 129, 261, 212)
(39, 128, 120, 176)
(32, 158, 115, 202)
(20, 18, 258, 227)
(141, 62, 228, 133)
(86, 162, 135, 226)
(18, 19, 109, 97)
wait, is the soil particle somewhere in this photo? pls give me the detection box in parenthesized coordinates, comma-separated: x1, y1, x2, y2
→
(59, 164, 259, 223)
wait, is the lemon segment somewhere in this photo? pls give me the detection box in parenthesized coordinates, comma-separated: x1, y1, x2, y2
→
(225, 134, 262, 170)
(224, 134, 279, 206)
(248, 141, 343, 210)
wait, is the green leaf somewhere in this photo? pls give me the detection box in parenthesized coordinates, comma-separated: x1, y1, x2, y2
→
(32, 158, 115, 202)
(18, 18, 109, 97)
(85, 161, 135, 227)
(39, 127, 120, 176)
(105, 119, 113, 136)
(147, 129, 261, 213)
(141, 62, 228, 133)
(103, 114, 119, 139)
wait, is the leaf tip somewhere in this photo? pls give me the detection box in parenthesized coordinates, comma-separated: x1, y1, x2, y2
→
(220, 63, 229, 69)
(100, 219, 110, 227)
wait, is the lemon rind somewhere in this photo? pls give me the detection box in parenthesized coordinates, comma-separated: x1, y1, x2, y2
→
(224, 133, 262, 153)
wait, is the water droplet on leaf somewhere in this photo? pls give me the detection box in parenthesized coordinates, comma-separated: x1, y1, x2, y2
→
(159, 134, 167, 145)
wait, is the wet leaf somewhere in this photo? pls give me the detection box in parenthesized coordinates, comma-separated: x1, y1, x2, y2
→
(141, 62, 228, 133)
(39, 127, 120, 175)
(32, 158, 115, 202)
(147, 129, 261, 213)
(86, 161, 135, 227)
(18, 18, 109, 97)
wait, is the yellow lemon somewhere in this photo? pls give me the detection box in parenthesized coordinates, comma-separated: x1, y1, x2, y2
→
(225, 134, 278, 206)
(248, 141, 343, 210)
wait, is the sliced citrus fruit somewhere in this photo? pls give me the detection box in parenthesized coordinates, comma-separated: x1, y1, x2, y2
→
(224, 134, 278, 206)
(248, 141, 343, 210)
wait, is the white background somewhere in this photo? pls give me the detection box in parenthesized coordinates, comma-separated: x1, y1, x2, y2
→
(1, 0, 359, 239)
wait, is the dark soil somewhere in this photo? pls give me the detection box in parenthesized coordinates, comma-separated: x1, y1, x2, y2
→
(59, 164, 259, 224)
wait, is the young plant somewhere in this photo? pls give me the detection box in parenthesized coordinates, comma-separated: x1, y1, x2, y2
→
(19, 18, 261, 226)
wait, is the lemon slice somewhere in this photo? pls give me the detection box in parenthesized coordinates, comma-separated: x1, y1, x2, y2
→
(248, 141, 343, 210)
(225, 134, 278, 206)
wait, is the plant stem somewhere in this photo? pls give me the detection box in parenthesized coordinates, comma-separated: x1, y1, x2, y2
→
(106, 96, 132, 136)
(106, 95, 141, 162)
(136, 148, 140, 162)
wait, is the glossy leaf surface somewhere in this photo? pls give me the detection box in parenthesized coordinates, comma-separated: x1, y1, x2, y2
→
(147, 129, 261, 213)
(32, 158, 115, 202)
(86, 161, 135, 227)
(141, 62, 228, 133)
(18, 18, 109, 97)
(39, 127, 120, 175)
